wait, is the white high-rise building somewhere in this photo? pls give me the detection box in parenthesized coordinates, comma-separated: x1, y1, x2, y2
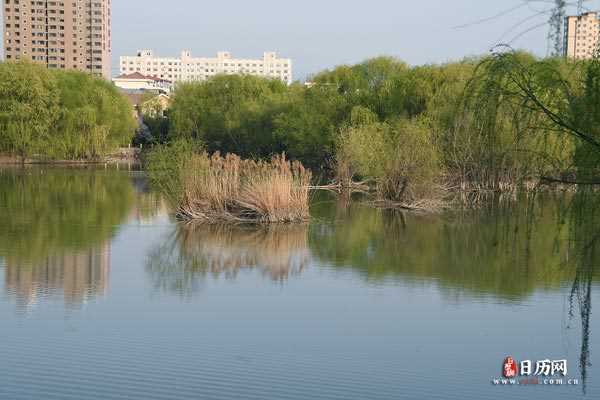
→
(565, 12, 600, 59)
(119, 50, 292, 85)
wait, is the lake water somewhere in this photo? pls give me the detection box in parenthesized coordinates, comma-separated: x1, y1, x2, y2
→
(0, 167, 598, 400)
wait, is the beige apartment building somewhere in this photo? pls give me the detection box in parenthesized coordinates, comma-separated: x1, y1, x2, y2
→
(120, 50, 293, 85)
(2, 0, 112, 79)
(565, 11, 600, 60)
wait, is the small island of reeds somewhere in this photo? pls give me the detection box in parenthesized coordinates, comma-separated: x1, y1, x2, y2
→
(147, 142, 311, 223)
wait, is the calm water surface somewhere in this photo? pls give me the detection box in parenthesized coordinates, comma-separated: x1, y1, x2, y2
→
(0, 167, 598, 400)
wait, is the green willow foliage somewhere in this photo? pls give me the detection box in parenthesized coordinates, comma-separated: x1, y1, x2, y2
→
(464, 51, 600, 183)
(0, 61, 137, 160)
(0, 62, 59, 159)
(169, 75, 288, 157)
(568, 61, 600, 179)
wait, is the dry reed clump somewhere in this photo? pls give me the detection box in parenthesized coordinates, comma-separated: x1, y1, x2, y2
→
(176, 152, 312, 223)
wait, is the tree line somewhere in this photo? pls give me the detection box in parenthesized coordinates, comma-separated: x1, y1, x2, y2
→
(145, 52, 599, 203)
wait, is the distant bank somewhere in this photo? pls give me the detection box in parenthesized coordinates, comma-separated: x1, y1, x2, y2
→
(0, 148, 141, 165)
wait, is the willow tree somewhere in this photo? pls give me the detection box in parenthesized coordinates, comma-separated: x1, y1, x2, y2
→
(169, 74, 288, 158)
(458, 49, 600, 186)
(0, 62, 60, 160)
(492, 50, 600, 181)
(0, 61, 136, 160)
(53, 70, 137, 159)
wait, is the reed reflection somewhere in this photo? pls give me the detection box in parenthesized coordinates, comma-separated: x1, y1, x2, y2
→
(146, 223, 311, 295)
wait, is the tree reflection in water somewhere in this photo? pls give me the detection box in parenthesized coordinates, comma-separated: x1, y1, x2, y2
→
(0, 167, 135, 311)
(146, 223, 311, 296)
(309, 193, 578, 299)
(567, 189, 600, 394)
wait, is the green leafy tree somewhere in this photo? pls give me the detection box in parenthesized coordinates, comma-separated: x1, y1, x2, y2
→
(0, 62, 59, 160)
(169, 74, 287, 157)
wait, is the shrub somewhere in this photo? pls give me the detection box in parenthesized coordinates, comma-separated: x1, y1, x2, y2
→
(338, 118, 443, 204)
(145, 139, 200, 205)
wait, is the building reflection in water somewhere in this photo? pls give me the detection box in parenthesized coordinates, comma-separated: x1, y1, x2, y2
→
(4, 243, 111, 312)
(146, 224, 311, 295)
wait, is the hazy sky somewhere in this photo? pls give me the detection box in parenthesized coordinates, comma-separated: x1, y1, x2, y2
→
(3, 1, 600, 79)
